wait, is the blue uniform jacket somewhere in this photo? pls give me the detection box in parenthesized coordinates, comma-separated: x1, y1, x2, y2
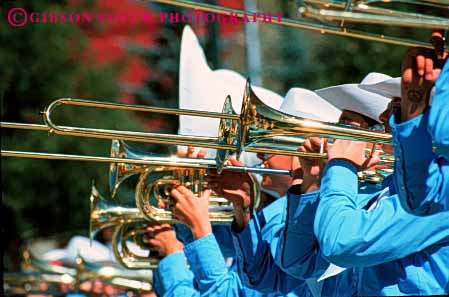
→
(232, 193, 342, 297)
(154, 237, 307, 297)
(232, 197, 302, 293)
(183, 233, 312, 297)
(315, 159, 449, 296)
(154, 251, 198, 296)
(391, 60, 449, 214)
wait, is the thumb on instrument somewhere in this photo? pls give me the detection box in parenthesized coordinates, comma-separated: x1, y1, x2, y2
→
(229, 157, 245, 166)
(363, 152, 381, 170)
(201, 189, 212, 200)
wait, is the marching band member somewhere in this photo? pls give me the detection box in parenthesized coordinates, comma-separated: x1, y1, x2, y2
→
(312, 57, 449, 295)
(175, 24, 284, 260)
(152, 25, 313, 296)
(149, 224, 198, 297)
(167, 185, 312, 297)
(214, 70, 448, 296)
(207, 88, 342, 297)
(215, 74, 393, 297)
(389, 45, 449, 214)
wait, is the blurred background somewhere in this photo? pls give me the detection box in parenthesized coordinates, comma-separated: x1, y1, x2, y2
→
(1, 0, 439, 272)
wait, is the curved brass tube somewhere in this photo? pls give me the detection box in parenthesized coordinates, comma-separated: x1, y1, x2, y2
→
(15, 249, 153, 292)
(112, 221, 160, 270)
(109, 139, 289, 198)
(134, 166, 261, 223)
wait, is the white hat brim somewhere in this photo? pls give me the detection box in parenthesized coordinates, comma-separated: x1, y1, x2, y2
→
(359, 77, 401, 99)
(316, 83, 390, 123)
(280, 88, 342, 122)
(315, 72, 398, 122)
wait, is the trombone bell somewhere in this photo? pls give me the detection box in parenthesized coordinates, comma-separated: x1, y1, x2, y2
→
(234, 80, 392, 159)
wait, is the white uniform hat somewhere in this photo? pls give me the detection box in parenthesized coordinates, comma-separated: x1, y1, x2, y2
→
(40, 236, 113, 264)
(41, 249, 71, 262)
(316, 72, 393, 122)
(178, 25, 283, 166)
(359, 76, 401, 99)
(279, 87, 342, 122)
(66, 236, 114, 263)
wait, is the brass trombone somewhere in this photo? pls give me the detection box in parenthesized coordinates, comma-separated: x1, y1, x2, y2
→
(3, 79, 394, 172)
(150, 0, 448, 49)
(40, 96, 325, 165)
(298, 0, 449, 29)
(1, 122, 292, 176)
(38, 80, 391, 166)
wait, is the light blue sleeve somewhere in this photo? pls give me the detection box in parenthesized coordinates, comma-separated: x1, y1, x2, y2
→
(429, 60, 449, 155)
(391, 60, 449, 214)
(174, 224, 235, 258)
(314, 159, 449, 268)
(154, 251, 199, 297)
(184, 234, 244, 297)
(231, 197, 306, 294)
(276, 187, 329, 280)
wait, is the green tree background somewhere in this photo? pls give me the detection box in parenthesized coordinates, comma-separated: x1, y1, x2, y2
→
(1, 0, 146, 270)
(1, 0, 444, 271)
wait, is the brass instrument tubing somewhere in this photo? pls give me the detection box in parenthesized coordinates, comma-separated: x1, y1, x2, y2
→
(1, 150, 292, 175)
(151, 0, 442, 48)
(300, 6, 449, 29)
(2, 121, 233, 150)
(41, 100, 238, 149)
(305, 0, 449, 20)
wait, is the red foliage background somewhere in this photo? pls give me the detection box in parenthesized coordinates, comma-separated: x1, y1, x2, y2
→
(69, 0, 243, 130)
